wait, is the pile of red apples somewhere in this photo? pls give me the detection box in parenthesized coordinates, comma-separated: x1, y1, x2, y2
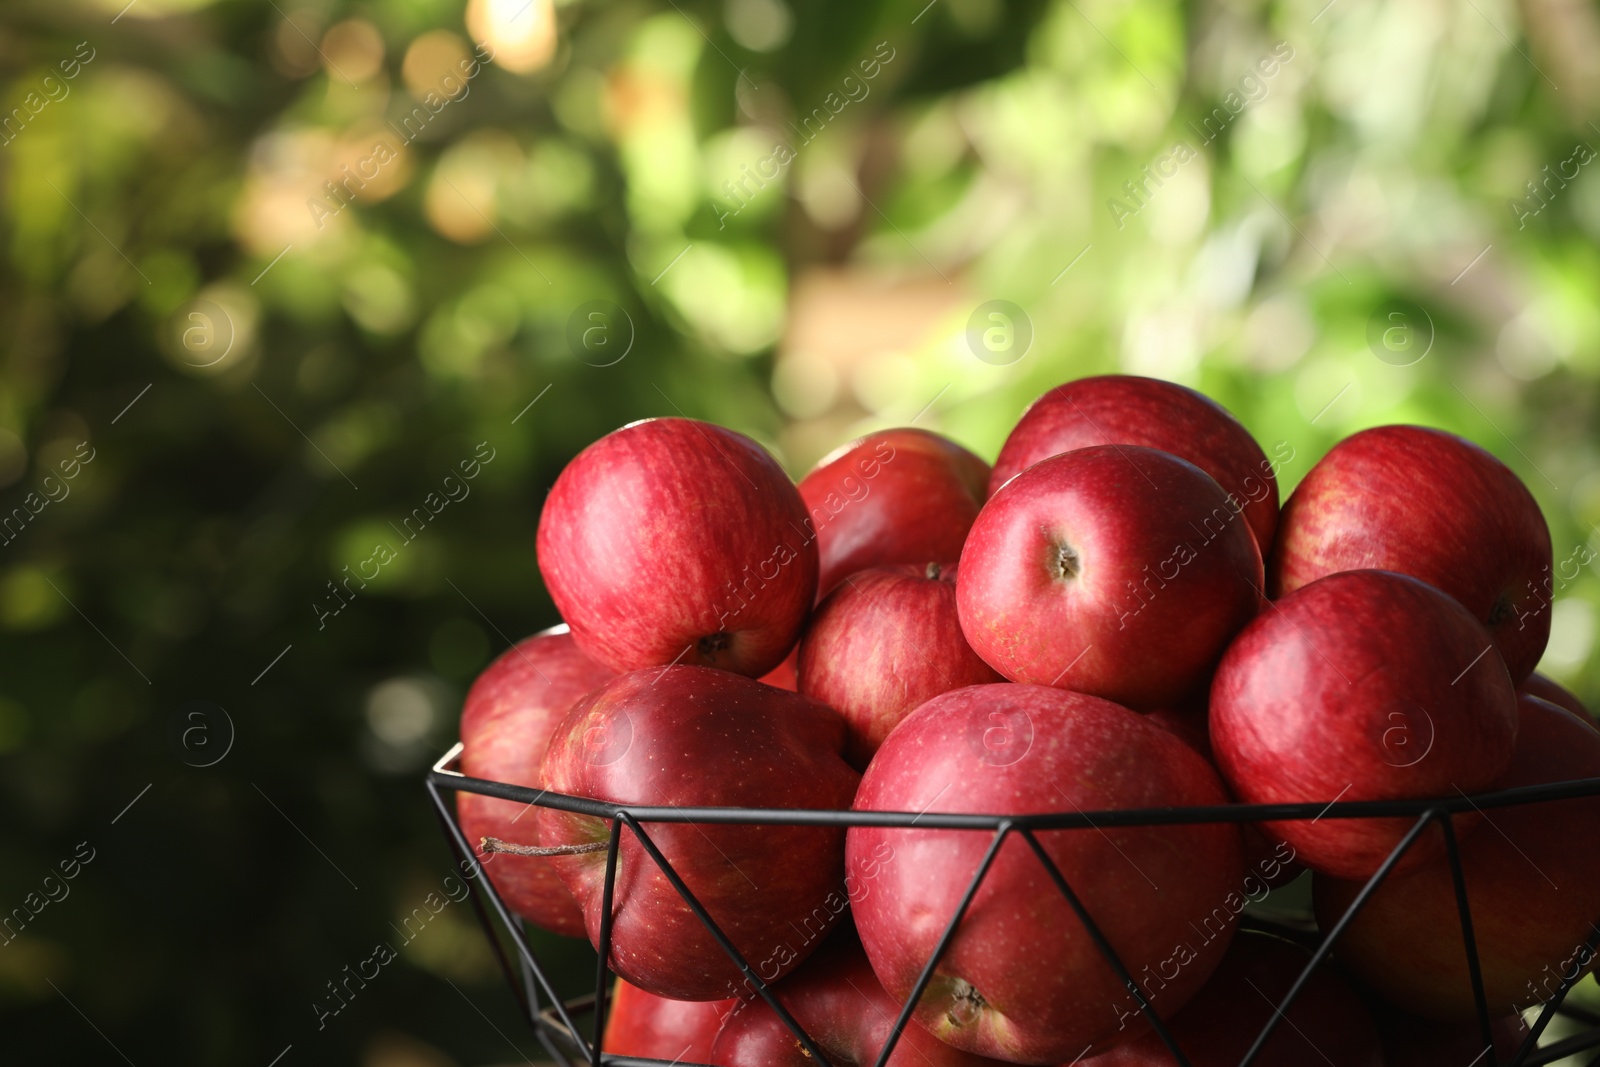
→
(455, 374, 1600, 1067)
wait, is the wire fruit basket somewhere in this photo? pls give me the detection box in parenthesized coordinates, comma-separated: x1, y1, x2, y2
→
(427, 743, 1600, 1067)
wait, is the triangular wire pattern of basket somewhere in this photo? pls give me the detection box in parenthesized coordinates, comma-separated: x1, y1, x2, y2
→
(425, 744, 1600, 1067)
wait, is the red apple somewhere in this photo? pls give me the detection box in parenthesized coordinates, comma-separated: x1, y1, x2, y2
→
(1520, 670, 1596, 728)
(846, 684, 1243, 1064)
(798, 562, 1002, 768)
(1313, 693, 1600, 1019)
(711, 929, 1011, 1067)
(536, 665, 860, 1001)
(989, 375, 1282, 553)
(798, 428, 989, 599)
(1084, 931, 1383, 1066)
(1269, 425, 1552, 684)
(457, 625, 615, 936)
(1211, 570, 1518, 879)
(537, 417, 818, 677)
(603, 978, 734, 1062)
(956, 445, 1262, 710)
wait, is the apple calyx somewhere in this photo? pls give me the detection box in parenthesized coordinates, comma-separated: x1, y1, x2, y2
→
(1050, 540, 1081, 581)
(943, 977, 988, 1026)
(697, 631, 733, 661)
(1488, 592, 1514, 627)
(925, 562, 942, 581)
(480, 836, 611, 857)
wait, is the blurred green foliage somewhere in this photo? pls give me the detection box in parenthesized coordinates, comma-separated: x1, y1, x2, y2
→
(0, 0, 1596, 1062)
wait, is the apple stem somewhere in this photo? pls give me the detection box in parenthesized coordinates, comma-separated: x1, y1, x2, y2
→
(925, 562, 942, 580)
(480, 836, 611, 857)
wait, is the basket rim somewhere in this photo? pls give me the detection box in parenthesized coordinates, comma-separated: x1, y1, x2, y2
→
(430, 741, 1600, 829)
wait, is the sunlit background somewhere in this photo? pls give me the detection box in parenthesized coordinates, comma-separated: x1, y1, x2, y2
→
(3, 0, 1598, 1062)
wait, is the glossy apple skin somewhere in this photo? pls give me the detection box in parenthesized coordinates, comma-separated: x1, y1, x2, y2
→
(603, 978, 734, 1062)
(798, 562, 1002, 768)
(457, 625, 615, 937)
(710, 930, 1011, 1067)
(1313, 694, 1600, 1020)
(1211, 570, 1518, 879)
(1520, 671, 1597, 728)
(537, 666, 861, 1001)
(1085, 931, 1382, 1067)
(1268, 425, 1552, 684)
(956, 445, 1263, 711)
(989, 375, 1281, 553)
(798, 428, 989, 599)
(537, 417, 818, 678)
(846, 684, 1243, 1064)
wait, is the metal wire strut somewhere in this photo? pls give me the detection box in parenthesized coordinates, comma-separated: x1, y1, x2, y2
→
(427, 743, 1600, 1067)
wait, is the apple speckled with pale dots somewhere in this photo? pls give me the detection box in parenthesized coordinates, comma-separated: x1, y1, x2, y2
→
(1315, 692, 1600, 1020)
(798, 561, 1002, 769)
(537, 417, 818, 678)
(1210, 569, 1519, 879)
(457, 624, 615, 937)
(602, 978, 734, 1062)
(1269, 424, 1552, 684)
(989, 375, 1283, 554)
(799, 428, 991, 600)
(957, 445, 1263, 711)
(710, 929, 1015, 1067)
(537, 665, 860, 1002)
(847, 683, 1243, 1065)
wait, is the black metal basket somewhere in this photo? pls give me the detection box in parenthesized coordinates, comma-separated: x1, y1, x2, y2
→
(426, 743, 1600, 1067)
